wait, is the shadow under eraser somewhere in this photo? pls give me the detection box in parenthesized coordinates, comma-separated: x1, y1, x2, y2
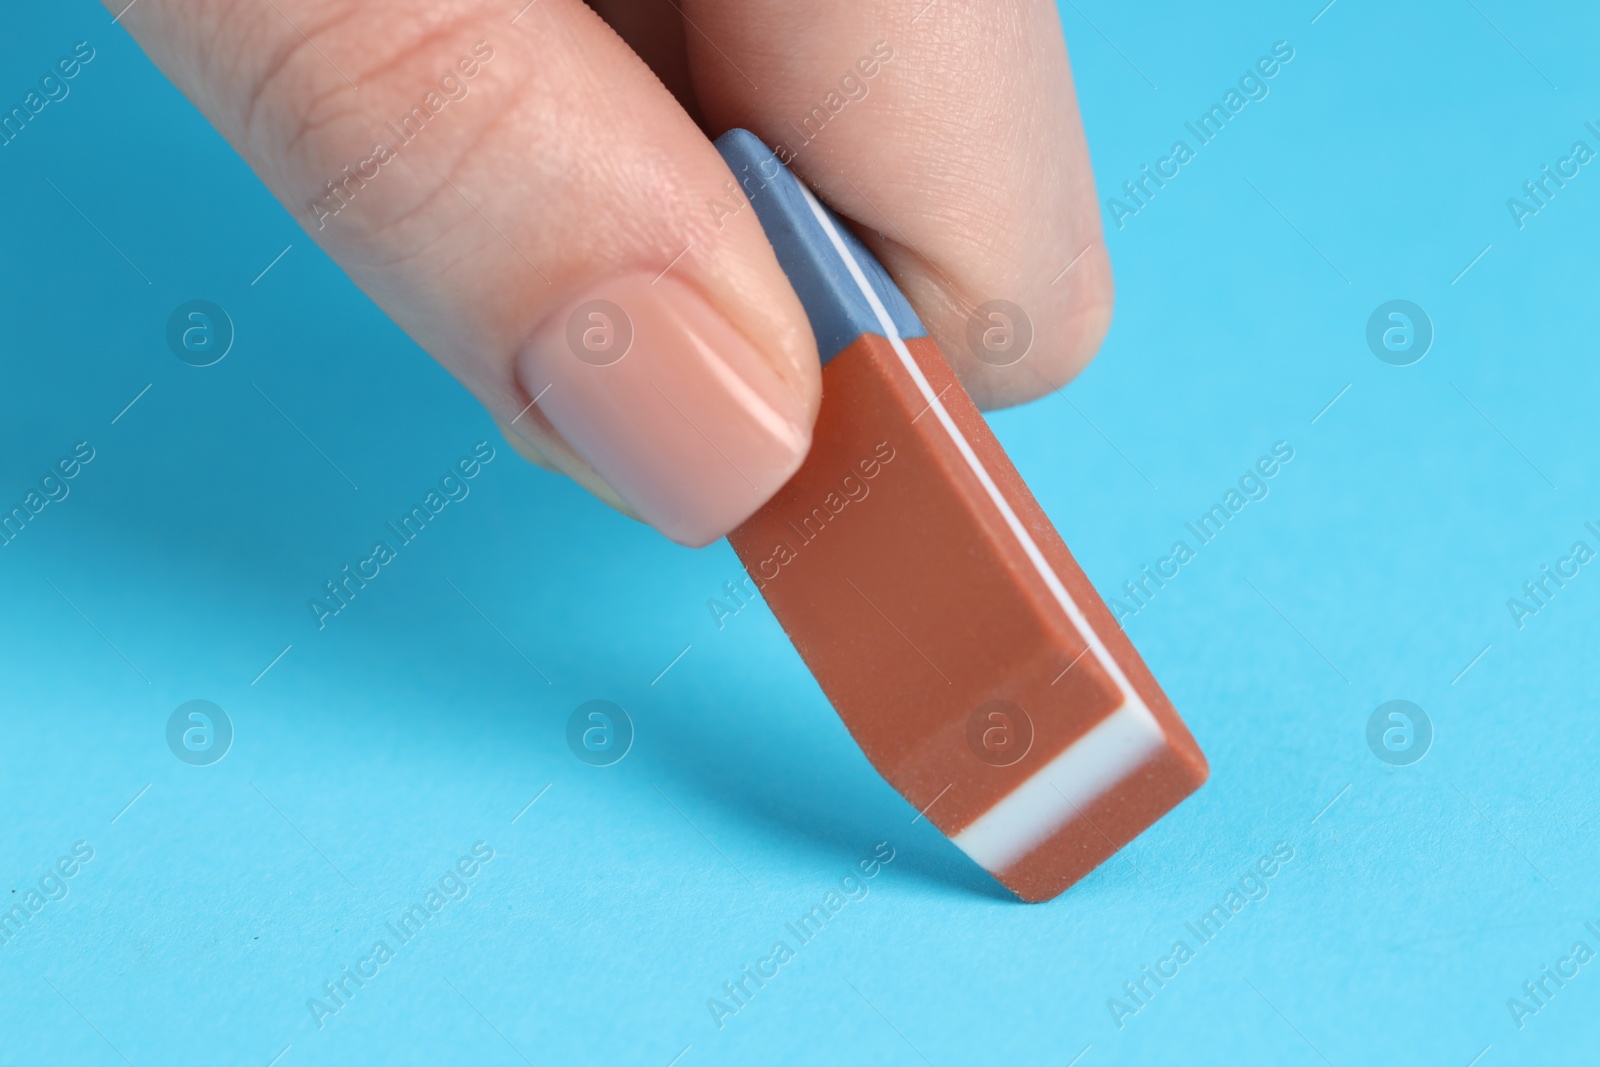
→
(715, 129, 1207, 903)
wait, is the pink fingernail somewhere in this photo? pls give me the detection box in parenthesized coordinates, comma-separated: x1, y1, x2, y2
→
(515, 273, 812, 547)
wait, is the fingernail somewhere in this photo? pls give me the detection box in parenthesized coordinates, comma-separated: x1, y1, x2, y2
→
(515, 273, 812, 547)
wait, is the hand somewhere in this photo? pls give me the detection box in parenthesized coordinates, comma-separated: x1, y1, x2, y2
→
(110, 0, 1110, 546)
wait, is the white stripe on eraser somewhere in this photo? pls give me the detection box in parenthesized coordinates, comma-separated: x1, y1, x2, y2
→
(949, 701, 1165, 873)
(795, 182, 1167, 871)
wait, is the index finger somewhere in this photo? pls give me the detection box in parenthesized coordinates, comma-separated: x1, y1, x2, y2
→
(681, 0, 1113, 410)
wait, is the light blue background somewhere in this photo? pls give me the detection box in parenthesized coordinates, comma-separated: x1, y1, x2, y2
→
(3, 1, 1597, 1064)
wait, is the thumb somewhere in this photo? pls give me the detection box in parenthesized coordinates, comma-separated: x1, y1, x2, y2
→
(109, 0, 820, 547)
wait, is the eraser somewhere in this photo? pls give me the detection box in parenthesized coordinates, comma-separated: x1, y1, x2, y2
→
(715, 130, 1207, 903)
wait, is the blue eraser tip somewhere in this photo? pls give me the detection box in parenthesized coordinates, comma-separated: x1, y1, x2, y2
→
(713, 128, 926, 364)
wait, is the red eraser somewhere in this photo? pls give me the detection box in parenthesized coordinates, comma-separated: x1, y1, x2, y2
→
(717, 130, 1207, 902)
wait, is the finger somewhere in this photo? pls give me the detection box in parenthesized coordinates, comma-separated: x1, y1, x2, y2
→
(493, 417, 641, 522)
(585, 0, 704, 124)
(680, 0, 1111, 410)
(107, 0, 821, 547)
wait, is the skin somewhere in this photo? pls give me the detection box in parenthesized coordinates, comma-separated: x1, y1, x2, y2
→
(107, 0, 1111, 533)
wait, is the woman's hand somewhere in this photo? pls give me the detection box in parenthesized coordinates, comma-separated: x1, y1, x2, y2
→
(110, 0, 1110, 545)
